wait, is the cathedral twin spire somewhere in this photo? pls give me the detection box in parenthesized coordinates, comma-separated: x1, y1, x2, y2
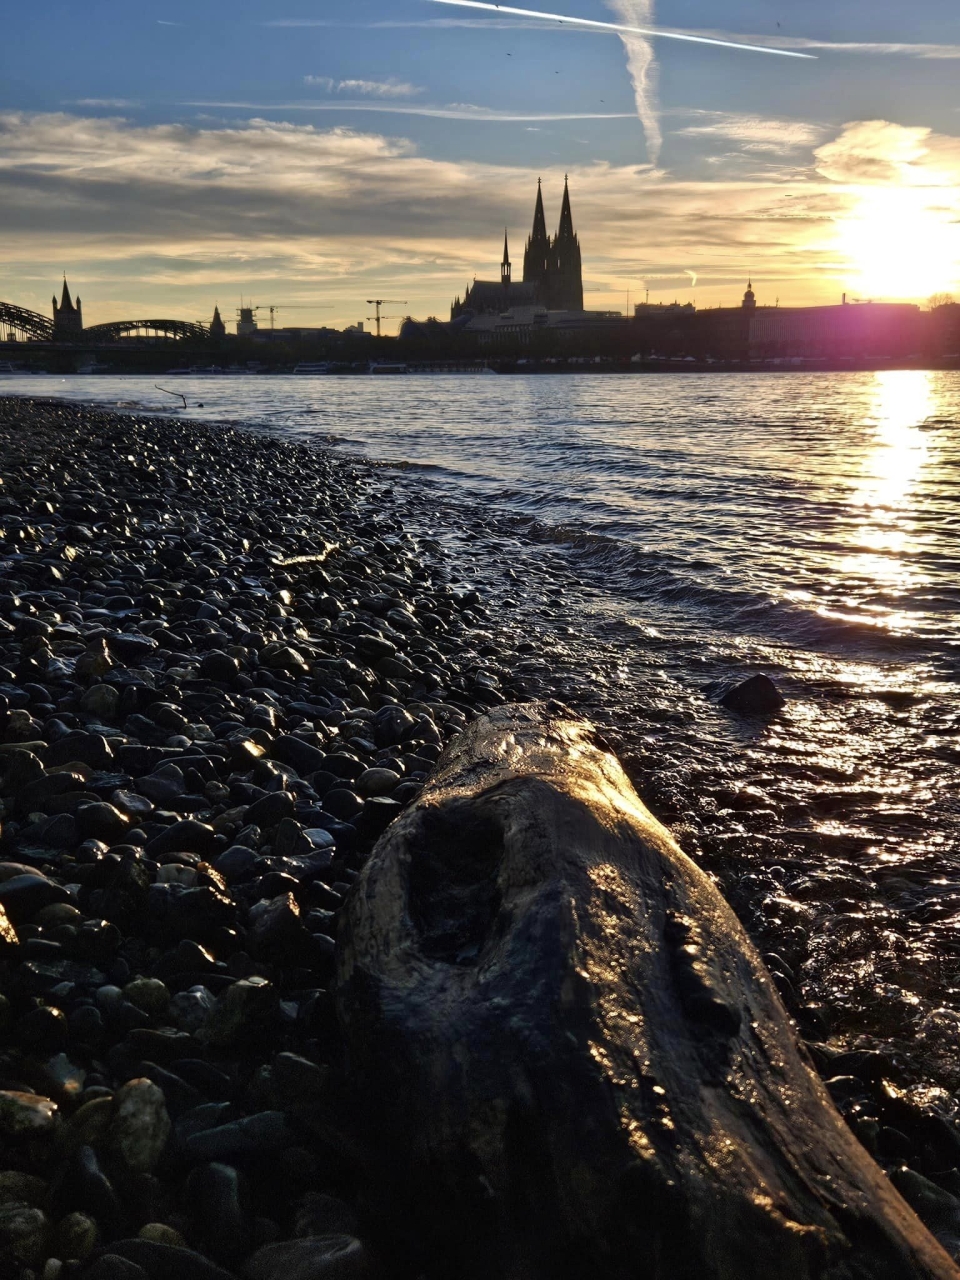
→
(522, 175, 583, 311)
(451, 175, 584, 318)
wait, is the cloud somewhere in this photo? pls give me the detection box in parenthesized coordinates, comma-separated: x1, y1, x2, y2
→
(814, 120, 960, 187)
(260, 14, 960, 58)
(182, 100, 634, 122)
(755, 36, 960, 60)
(0, 111, 957, 327)
(605, 0, 661, 165)
(69, 98, 142, 109)
(302, 77, 422, 98)
(677, 111, 828, 155)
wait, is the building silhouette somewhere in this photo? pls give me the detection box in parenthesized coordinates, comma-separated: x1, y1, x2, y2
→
(52, 277, 82, 338)
(209, 305, 226, 340)
(452, 177, 584, 318)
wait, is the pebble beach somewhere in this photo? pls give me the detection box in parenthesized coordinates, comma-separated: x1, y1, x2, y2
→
(0, 396, 531, 1280)
(2, 393, 960, 1278)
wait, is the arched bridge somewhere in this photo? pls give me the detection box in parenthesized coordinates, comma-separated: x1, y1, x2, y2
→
(0, 304, 210, 344)
(84, 319, 210, 342)
(0, 302, 54, 342)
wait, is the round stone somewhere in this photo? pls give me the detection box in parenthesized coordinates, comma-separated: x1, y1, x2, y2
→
(109, 1078, 171, 1173)
(356, 767, 402, 797)
(123, 978, 171, 1018)
(0, 1090, 57, 1138)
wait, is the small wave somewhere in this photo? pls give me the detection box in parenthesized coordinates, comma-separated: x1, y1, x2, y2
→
(481, 509, 937, 659)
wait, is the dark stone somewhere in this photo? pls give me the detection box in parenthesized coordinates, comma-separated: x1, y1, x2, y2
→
(145, 820, 218, 859)
(200, 650, 240, 683)
(92, 1239, 237, 1280)
(320, 754, 364, 781)
(356, 767, 402, 798)
(20, 812, 80, 849)
(358, 796, 403, 838)
(159, 885, 236, 941)
(718, 674, 785, 715)
(122, 1028, 196, 1065)
(373, 705, 417, 747)
(201, 978, 278, 1049)
(183, 1162, 248, 1264)
(44, 731, 114, 770)
(99, 855, 152, 932)
(103, 632, 158, 664)
(245, 790, 295, 830)
(213, 845, 261, 885)
(248, 893, 307, 962)
(0, 873, 72, 923)
(70, 1003, 105, 1042)
(181, 1110, 290, 1161)
(355, 634, 397, 662)
(78, 802, 132, 843)
(322, 789, 363, 821)
(170, 1059, 234, 1100)
(271, 1053, 328, 1104)
(135, 773, 185, 808)
(83, 1257, 149, 1280)
(271, 735, 328, 776)
(50, 1144, 124, 1239)
(137, 1063, 203, 1116)
(17, 1004, 68, 1051)
(292, 1193, 359, 1239)
(117, 745, 177, 774)
(16, 769, 87, 812)
(241, 1236, 374, 1280)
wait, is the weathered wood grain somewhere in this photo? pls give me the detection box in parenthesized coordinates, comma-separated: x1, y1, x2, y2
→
(336, 702, 959, 1280)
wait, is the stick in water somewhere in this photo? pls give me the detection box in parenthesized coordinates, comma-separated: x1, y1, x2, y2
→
(155, 385, 187, 409)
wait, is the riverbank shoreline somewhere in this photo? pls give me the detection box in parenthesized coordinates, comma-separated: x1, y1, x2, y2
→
(0, 395, 537, 1277)
(1, 393, 959, 1277)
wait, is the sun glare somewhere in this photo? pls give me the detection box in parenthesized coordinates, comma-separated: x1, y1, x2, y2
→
(839, 370, 936, 606)
(834, 187, 960, 300)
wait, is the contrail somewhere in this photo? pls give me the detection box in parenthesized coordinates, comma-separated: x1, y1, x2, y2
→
(605, 0, 660, 164)
(429, 0, 817, 57)
(685, 269, 698, 288)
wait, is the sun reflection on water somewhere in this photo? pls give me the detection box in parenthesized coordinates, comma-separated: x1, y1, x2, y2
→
(837, 370, 938, 620)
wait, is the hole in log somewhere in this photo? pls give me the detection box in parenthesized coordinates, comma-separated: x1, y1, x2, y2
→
(409, 805, 504, 965)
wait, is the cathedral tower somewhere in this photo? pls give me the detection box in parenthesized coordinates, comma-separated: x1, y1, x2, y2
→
(551, 175, 583, 311)
(523, 179, 552, 296)
(52, 277, 83, 339)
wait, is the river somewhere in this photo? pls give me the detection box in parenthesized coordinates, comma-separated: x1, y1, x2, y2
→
(4, 369, 960, 1096)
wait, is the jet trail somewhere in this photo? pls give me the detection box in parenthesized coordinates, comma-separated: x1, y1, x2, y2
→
(605, 0, 661, 164)
(429, 0, 817, 58)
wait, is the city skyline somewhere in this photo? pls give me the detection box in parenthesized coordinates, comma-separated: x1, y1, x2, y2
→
(2, 0, 959, 330)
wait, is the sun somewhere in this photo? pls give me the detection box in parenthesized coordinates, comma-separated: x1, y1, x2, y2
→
(833, 186, 960, 300)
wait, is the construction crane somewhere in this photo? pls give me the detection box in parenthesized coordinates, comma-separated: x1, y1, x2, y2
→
(236, 302, 334, 331)
(366, 299, 408, 338)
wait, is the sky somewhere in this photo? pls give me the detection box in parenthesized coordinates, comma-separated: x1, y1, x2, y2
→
(1, 0, 959, 331)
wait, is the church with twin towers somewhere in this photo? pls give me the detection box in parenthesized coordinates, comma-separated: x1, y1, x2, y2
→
(451, 176, 584, 319)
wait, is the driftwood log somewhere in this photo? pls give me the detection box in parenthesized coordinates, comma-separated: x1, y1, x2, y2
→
(335, 703, 959, 1279)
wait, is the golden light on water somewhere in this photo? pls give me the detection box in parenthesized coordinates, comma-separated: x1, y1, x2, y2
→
(855, 370, 933, 510)
(834, 188, 959, 300)
(840, 371, 935, 615)
(797, 371, 939, 632)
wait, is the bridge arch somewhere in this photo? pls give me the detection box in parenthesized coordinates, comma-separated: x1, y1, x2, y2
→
(0, 302, 54, 342)
(84, 319, 210, 342)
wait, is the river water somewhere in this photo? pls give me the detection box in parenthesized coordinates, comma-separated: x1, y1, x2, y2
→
(5, 370, 960, 1095)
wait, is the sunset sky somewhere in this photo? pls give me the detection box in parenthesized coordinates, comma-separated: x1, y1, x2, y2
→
(2, 0, 959, 331)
